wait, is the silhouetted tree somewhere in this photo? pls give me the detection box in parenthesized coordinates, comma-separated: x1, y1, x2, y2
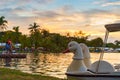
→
(0, 16, 8, 31)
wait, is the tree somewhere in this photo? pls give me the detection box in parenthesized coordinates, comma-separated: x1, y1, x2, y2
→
(114, 40, 120, 48)
(28, 22, 41, 49)
(66, 32, 70, 37)
(91, 37, 103, 47)
(41, 29, 49, 38)
(13, 26, 21, 43)
(19, 35, 31, 48)
(114, 40, 120, 46)
(106, 43, 116, 49)
(28, 22, 40, 34)
(0, 16, 8, 31)
(1, 30, 14, 42)
(13, 26, 19, 33)
(74, 30, 86, 38)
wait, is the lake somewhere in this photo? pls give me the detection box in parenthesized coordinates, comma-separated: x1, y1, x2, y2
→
(0, 53, 120, 79)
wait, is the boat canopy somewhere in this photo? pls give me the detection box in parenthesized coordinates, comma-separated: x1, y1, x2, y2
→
(105, 23, 120, 32)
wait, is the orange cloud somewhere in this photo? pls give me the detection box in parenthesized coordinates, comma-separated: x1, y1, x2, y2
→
(5, 6, 120, 42)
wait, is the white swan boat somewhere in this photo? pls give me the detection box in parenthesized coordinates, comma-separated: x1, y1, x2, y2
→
(63, 23, 120, 80)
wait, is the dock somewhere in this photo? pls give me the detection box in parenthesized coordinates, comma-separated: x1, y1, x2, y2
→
(0, 53, 27, 66)
(0, 53, 26, 58)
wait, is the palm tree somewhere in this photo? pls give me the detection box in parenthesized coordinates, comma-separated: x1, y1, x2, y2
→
(28, 22, 40, 33)
(13, 26, 21, 43)
(0, 16, 8, 31)
(13, 26, 19, 33)
(114, 40, 120, 48)
(28, 22, 41, 49)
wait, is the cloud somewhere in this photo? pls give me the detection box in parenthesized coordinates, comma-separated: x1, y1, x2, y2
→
(0, 0, 56, 18)
(35, 0, 54, 4)
(93, 0, 120, 7)
(11, 7, 120, 35)
(102, 1, 120, 7)
(0, 0, 54, 5)
(0, 0, 54, 11)
(0, 0, 120, 41)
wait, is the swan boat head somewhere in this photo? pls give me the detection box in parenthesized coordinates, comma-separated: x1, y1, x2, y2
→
(63, 41, 88, 73)
(63, 41, 91, 68)
(63, 41, 85, 60)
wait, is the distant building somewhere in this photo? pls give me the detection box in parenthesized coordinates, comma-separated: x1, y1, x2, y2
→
(14, 43, 21, 48)
(0, 43, 6, 47)
(115, 48, 120, 52)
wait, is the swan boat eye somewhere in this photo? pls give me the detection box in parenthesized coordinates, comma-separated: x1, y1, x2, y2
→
(69, 44, 72, 47)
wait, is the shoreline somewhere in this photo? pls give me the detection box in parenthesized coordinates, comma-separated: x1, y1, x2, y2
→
(0, 68, 66, 80)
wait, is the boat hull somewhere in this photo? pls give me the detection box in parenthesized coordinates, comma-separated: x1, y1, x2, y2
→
(66, 72, 120, 80)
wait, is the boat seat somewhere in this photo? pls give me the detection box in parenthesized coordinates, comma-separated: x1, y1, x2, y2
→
(88, 60, 115, 74)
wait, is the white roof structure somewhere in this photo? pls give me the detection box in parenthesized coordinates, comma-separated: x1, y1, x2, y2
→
(0, 43, 6, 46)
(105, 23, 120, 32)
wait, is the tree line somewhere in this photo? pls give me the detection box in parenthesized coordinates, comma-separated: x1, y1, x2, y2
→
(0, 16, 119, 53)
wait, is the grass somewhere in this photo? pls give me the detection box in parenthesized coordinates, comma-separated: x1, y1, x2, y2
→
(0, 68, 66, 80)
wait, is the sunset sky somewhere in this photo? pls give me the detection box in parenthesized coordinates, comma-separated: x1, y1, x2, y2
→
(0, 0, 120, 42)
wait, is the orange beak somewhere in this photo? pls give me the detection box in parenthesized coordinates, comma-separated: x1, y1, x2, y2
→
(62, 48, 70, 53)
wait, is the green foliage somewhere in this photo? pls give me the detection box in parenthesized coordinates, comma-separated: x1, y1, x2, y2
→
(0, 29, 105, 53)
(87, 37, 103, 47)
(106, 43, 116, 49)
(2, 16, 120, 53)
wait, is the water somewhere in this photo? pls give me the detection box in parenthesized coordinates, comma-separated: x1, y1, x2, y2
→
(0, 53, 120, 79)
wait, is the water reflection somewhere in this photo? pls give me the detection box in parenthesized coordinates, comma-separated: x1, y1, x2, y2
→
(0, 53, 120, 79)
